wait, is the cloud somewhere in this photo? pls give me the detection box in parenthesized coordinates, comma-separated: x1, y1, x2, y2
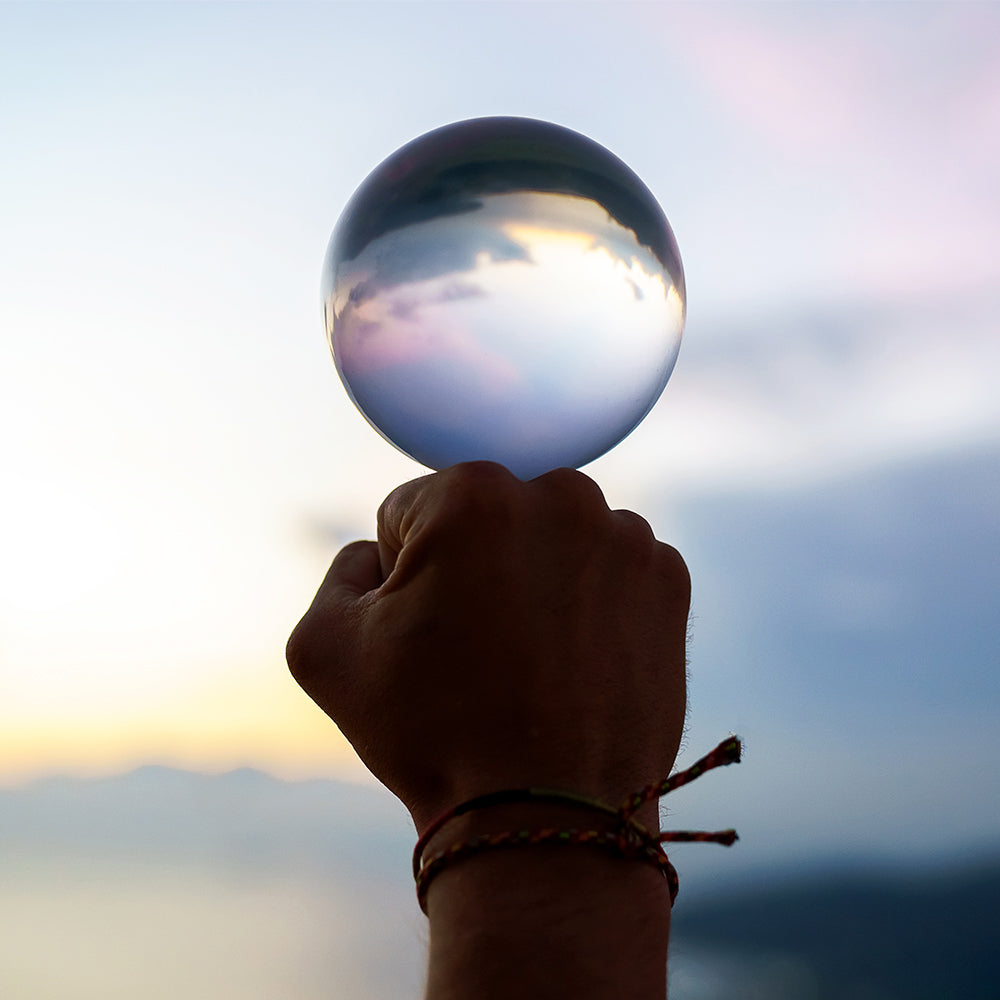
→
(654, 5, 1000, 296)
(662, 5, 1000, 165)
(610, 287, 1000, 494)
(647, 440, 1000, 882)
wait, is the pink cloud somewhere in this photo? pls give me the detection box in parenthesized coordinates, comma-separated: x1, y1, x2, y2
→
(654, 5, 1000, 296)
(658, 5, 1000, 168)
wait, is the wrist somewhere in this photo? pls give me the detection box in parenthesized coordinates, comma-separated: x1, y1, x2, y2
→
(415, 737, 743, 1000)
(415, 790, 665, 910)
(423, 803, 671, 1000)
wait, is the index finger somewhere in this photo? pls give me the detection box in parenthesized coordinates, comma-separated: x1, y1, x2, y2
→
(376, 462, 519, 580)
(376, 468, 441, 580)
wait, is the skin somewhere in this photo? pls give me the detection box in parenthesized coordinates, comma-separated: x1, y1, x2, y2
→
(286, 461, 690, 999)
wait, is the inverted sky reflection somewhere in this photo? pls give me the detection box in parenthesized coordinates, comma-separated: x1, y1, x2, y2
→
(327, 190, 684, 479)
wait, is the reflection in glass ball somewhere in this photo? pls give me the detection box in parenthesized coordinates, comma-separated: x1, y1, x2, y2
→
(322, 117, 686, 480)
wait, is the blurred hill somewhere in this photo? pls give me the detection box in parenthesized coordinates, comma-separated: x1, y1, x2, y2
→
(670, 853, 1000, 1000)
(2, 769, 998, 999)
(0, 765, 414, 879)
(0, 769, 422, 1000)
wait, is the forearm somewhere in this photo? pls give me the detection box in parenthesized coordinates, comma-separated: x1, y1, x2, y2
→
(286, 465, 691, 998)
(422, 802, 671, 1000)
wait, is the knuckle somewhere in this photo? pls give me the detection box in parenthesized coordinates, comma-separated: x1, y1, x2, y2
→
(654, 541, 691, 601)
(435, 461, 520, 521)
(531, 467, 609, 517)
(448, 459, 517, 483)
(285, 621, 312, 684)
(612, 509, 656, 544)
(285, 612, 338, 693)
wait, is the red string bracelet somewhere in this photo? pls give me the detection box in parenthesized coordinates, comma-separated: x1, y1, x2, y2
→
(413, 735, 741, 915)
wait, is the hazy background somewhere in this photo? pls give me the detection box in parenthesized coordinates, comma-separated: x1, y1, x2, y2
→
(2, 2, 998, 997)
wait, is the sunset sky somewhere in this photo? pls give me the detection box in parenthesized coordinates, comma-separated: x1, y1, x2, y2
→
(2, 2, 998, 865)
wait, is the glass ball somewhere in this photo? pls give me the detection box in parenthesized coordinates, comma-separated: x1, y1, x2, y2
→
(321, 117, 686, 480)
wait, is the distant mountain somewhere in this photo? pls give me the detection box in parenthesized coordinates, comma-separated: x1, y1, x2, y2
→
(0, 768, 426, 1000)
(670, 853, 1000, 1000)
(659, 441, 1000, 997)
(646, 439, 1000, 880)
(0, 766, 415, 882)
(3, 768, 998, 1000)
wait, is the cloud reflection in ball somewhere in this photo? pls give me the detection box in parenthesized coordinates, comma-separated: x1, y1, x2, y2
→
(322, 117, 685, 480)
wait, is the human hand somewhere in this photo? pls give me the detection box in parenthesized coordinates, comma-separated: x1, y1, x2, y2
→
(286, 461, 689, 835)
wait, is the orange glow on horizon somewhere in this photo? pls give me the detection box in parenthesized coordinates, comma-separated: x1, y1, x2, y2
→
(0, 666, 375, 789)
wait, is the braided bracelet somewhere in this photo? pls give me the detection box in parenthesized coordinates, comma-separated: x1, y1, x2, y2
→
(413, 735, 741, 915)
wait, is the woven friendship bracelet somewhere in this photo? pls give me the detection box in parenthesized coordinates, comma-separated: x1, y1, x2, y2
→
(413, 735, 741, 915)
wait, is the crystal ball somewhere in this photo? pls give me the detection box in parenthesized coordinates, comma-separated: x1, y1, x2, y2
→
(321, 116, 686, 480)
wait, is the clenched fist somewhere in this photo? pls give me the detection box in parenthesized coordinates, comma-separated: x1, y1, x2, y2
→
(286, 462, 689, 836)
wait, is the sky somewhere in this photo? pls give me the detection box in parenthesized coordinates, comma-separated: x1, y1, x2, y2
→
(1, 1, 998, 863)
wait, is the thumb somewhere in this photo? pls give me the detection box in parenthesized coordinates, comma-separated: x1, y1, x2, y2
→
(286, 540, 380, 696)
(287, 540, 380, 686)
